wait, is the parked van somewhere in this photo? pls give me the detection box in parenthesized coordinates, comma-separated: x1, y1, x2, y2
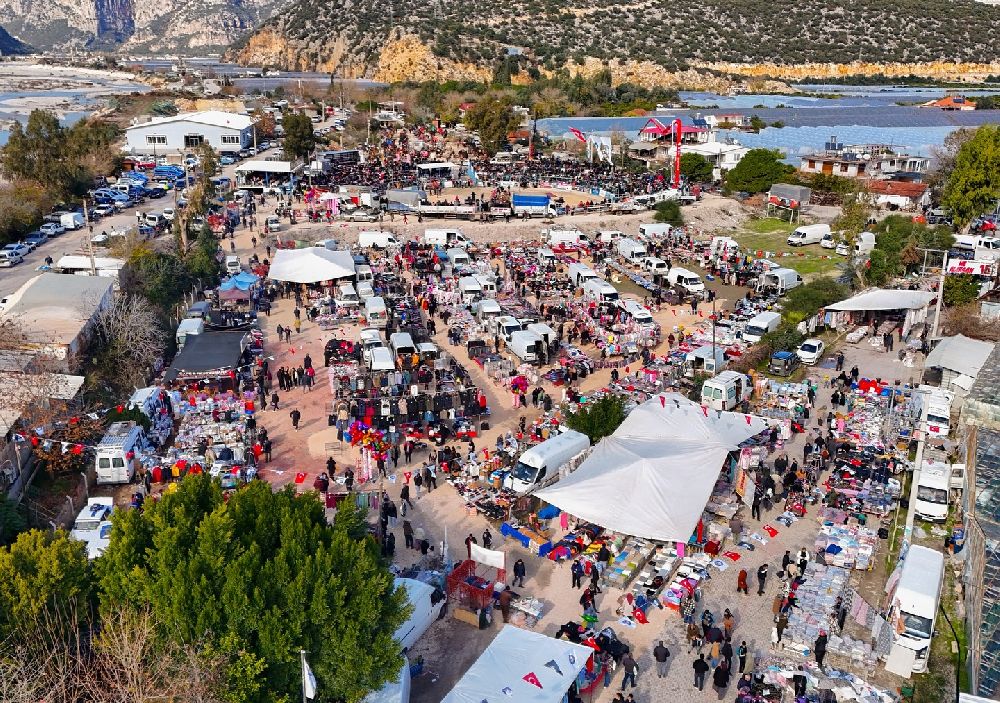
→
(542, 229, 583, 247)
(474, 274, 498, 297)
(359, 328, 385, 364)
(61, 212, 85, 230)
(354, 264, 374, 285)
(582, 278, 620, 304)
(710, 236, 739, 258)
(702, 370, 752, 411)
(144, 212, 165, 228)
(417, 342, 441, 363)
(423, 228, 470, 248)
(786, 223, 830, 246)
(665, 267, 705, 296)
(364, 297, 388, 328)
(890, 545, 945, 673)
(95, 422, 144, 485)
(225, 255, 241, 274)
(447, 247, 471, 267)
(475, 299, 502, 328)
(638, 223, 673, 239)
(356, 281, 375, 301)
(617, 237, 647, 261)
(526, 322, 556, 347)
(914, 461, 951, 522)
(742, 311, 782, 344)
(854, 231, 877, 257)
(769, 350, 801, 377)
(595, 230, 626, 244)
(358, 230, 400, 248)
(641, 256, 669, 274)
(389, 332, 416, 360)
(923, 389, 953, 438)
(494, 315, 523, 344)
(186, 301, 211, 319)
(367, 346, 396, 372)
(758, 268, 802, 295)
(503, 429, 591, 493)
(685, 345, 728, 376)
(176, 318, 204, 349)
(537, 247, 557, 266)
(335, 283, 361, 307)
(459, 276, 484, 305)
(567, 262, 598, 286)
(509, 330, 544, 363)
(617, 299, 656, 328)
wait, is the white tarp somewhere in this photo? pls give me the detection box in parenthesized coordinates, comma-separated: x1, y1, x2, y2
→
(441, 626, 592, 703)
(469, 543, 506, 570)
(267, 248, 355, 283)
(826, 289, 934, 312)
(394, 578, 443, 652)
(535, 394, 769, 543)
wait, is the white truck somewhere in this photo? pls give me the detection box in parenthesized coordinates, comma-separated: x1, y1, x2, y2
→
(757, 267, 803, 295)
(914, 461, 951, 523)
(742, 311, 782, 344)
(95, 421, 144, 485)
(617, 237, 647, 261)
(61, 212, 86, 230)
(503, 430, 591, 493)
(919, 387, 953, 438)
(710, 236, 739, 258)
(701, 370, 752, 411)
(953, 234, 1000, 260)
(889, 545, 945, 673)
(358, 230, 401, 248)
(786, 223, 830, 246)
(638, 223, 673, 239)
(542, 229, 584, 247)
(665, 267, 705, 296)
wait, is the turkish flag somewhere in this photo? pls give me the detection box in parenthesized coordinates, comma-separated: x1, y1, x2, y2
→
(294, 472, 307, 484)
(568, 127, 586, 143)
(523, 672, 543, 689)
(660, 395, 666, 408)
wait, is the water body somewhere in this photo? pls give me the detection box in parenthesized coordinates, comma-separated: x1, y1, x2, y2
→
(133, 58, 377, 92)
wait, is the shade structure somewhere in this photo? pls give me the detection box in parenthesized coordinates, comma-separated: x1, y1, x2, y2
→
(441, 626, 592, 703)
(535, 394, 769, 543)
(267, 248, 355, 283)
(825, 288, 934, 312)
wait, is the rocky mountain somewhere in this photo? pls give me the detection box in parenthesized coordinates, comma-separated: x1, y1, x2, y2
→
(0, 0, 281, 53)
(0, 25, 31, 55)
(231, 0, 1000, 85)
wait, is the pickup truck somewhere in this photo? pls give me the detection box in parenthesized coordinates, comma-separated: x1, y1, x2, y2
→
(416, 204, 477, 219)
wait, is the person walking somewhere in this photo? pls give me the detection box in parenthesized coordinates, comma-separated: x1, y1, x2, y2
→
(814, 630, 828, 670)
(400, 483, 413, 510)
(499, 588, 512, 623)
(512, 558, 526, 587)
(701, 609, 715, 639)
(681, 594, 696, 623)
(289, 408, 301, 431)
(776, 613, 789, 644)
(693, 654, 710, 691)
(737, 568, 749, 594)
(413, 471, 423, 497)
(402, 520, 414, 549)
(721, 638, 734, 670)
(722, 609, 735, 639)
(620, 652, 638, 690)
(756, 563, 769, 595)
(571, 559, 585, 589)
(712, 661, 731, 698)
(652, 641, 670, 678)
(737, 641, 748, 673)
(464, 533, 477, 559)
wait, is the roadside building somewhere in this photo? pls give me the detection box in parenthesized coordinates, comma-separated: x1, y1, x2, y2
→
(861, 180, 931, 211)
(923, 334, 996, 397)
(124, 110, 254, 155)
(920, 95, 976, 111)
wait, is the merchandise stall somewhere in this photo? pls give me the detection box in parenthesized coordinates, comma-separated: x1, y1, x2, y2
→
(446, 543, 507, 612)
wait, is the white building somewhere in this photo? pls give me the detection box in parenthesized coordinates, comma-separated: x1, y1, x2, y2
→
(124, 111, 254, 155)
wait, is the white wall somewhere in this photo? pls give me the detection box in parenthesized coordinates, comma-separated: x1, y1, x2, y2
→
(126, 121, 251, 154)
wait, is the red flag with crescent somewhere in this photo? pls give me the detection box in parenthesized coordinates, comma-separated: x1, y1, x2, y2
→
(569, 127, 586, 143)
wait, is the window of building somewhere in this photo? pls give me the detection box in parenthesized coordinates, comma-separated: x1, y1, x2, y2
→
(184, 135, 205, 148)
(221, 135, 241, 145)
(840, 164, 849, 173)
(146, 135, 167, 145)
(808, 160, 816, 169)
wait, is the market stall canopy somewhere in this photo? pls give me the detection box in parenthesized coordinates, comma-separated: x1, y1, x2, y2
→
(218, 287, 251, 301)
(219, 271, 259, 291)
(164, 331, 247, 381)
(267, 248, 355, 283)
(826, 289, 935, 312)
(535, 394, 769, 543)
(441, 626, 592, 703)
(924, 334, 995, 379)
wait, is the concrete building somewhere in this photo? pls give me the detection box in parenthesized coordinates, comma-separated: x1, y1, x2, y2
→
(923, 334, 996, 397)
(862, 180, 931, 211)
(0, 273, 114, 373)
(630, 117, 748, 178)
(799, 139, 931, 179)
(124, 110, 254, 155)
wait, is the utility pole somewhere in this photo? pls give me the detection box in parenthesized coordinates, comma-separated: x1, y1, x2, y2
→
(82, 197, 96, 275)
(904, 389, 930, 541)
(931, 251, 948, 339)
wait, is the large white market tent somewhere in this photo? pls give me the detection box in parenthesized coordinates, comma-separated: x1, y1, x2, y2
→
(825, 289, 934, 312)
(441, 626, 592, 703)
(267, 248, 355, 283)
(535, 394, 769, 543)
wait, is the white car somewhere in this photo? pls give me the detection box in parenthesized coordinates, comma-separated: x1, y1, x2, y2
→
(3, 242, 30, 257)
(91, 231, 110, 246)
(796, 338, 826, 365)
(835, 242, 850, 256)
(162, 207, 176, 221)
(69, 498, 114, 560)
(93, 203, 116, 217)
(39, 223, 66, 237)
(0, 251, 24, 267)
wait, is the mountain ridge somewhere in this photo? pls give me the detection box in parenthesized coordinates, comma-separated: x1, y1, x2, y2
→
(0, 24, 32, 55)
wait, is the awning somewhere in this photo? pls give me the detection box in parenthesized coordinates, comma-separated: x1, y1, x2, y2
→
(924, 334, 995, 378)
(441, 626, 592, 703)
(218, 288, 250, 301)
(826, 289, 935, 312)
(164, 331, 247, 381)
(267, 248, 356, 283)
(535, 394, 769, 542)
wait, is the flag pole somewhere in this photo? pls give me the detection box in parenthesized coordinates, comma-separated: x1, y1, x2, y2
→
(301, 649, 307, 703)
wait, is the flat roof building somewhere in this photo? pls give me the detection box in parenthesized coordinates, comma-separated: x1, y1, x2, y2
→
(124, 110, 255, 155)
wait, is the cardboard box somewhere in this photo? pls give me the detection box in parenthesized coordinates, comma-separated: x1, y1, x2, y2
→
(452, 606, 480, 627)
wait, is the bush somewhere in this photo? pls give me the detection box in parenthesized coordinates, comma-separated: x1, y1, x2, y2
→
(653, 199, 684, 226)
(565, 394, 627, 443)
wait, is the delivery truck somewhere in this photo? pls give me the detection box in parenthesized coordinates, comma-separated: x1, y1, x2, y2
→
(512, 194, 557, 218)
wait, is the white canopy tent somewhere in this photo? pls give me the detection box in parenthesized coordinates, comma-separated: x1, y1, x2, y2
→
(441, 626, 592, 703)
(535, 394, 769, 543)
(825, 289, 935, 312)
(267, 248, 356, 283)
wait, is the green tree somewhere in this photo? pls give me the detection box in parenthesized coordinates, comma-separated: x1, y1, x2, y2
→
(565, 394, 627, 444)
(464, 95, 521, 154)
(942, 125, 1000, 226)
(0, 529, 91, 640)
(0, 495, 27, 547)
(749, 115, 766, 131)
(863, 215, 955, 286)
(283, 112, 317, 161)
(724, 148, 793, 194)
(782, 277, 849, 323)
(653, 199, 684, 226)
(943, 274, 981, 307)
(974, 95, 999, 110)
(680, 152, 713, 183)
(96, 475, 407, 703)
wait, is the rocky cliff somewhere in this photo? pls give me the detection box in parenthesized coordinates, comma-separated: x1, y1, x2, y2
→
(231, 0, 1000, 87)
(0, 0, 281, 52)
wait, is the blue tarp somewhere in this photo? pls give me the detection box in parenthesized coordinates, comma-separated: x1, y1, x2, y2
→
(219, 271, 259, 291)
(512, 194, 549, 207)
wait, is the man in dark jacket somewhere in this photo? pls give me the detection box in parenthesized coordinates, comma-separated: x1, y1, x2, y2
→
(693, 654, 710, 690)
(652, 641, 670, 678)
(512, 558, 526, 587)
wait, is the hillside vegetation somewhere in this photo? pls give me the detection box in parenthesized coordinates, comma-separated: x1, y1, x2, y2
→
(233, 0, 1000, 80)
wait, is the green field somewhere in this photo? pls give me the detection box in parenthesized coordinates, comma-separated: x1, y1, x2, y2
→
(735, 218, 841, 277)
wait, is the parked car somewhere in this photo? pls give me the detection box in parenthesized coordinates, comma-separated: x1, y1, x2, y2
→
(796, 338, 826, 365)
(3, 242, 30, 257)
(39, 222, 66, 237)
(162, 207, 176, 221)
(69, 498, 114, 560)
(24, 231, 49, 248)
(345, 208, 379, 222)
(94, 203, 116, 217)
(145, 187, 166, 199)
(0, 250, 24, 267)
(220, 155, 237, 165)
(91, 231, 110, 246)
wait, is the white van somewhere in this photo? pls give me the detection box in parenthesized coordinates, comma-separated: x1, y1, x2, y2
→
(596, 230, 626, 244)
(61, 212, 86, 230)
(757, 268, 802, 295)
(742, 311, 782, 344)
(786, 223, 830, 247)
(582, 278, 619, 303)
(567, 262, 598, 286)
(335, 283, 361, 307)
(526, 322, 556, 347)
(389, 332, 416, 359)
(641, 256, 669, 274)
(665, 267, 705, 295)
(494, 315, 523, 344)
(176, 318, 204, 349)
(144, 212, 165, 228)
(358, 230, 400, 248)
(459, 276, 484, 305)
(475, 298, 502, 328)
(354, 264, 374, 285)
(701, 370, 752, 411)
(417, 342, 441, 363)
(356, 281, 375, 301)
(710, 236, 739, 257)
(266, 215, 282, 233)
(504, 430, 591, 493)
(423, 228, 470, 248)
(447, 247, 471, 268)
(225, 255, 241, 274)
(509, 330, 544, 363)
(367, 346, 396, 372)
(95, 421, 144, 485)
(542, 229, 583, 246)
(617, 237, 647, 261)
(914, 461, 951, 522)
(474, 274, 498, 297)
(359, 328, 385, 364)
(923, 390, 953, 438)
(364, 297, 388, 328)
(854, 232, 877, 257)
(638, 223, 673, 239)
(890, 545, 945, 673)
(538, 247, 557, 266)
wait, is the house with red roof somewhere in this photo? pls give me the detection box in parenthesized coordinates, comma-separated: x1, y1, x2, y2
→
(920, 95, 976, 111)
(863, 180, 931, 211)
